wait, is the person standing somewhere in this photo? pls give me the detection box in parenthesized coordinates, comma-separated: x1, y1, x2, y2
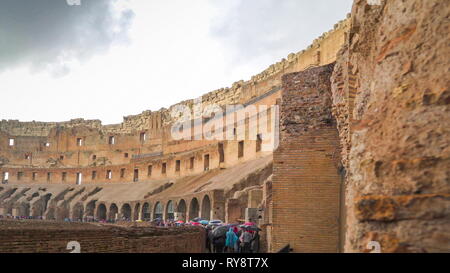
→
(205, 226, 213, 253)
(240, 228, 253, 253)
(225, 228, 238, 253)
(213, 235, 226, 253)
(250, 230, 260, 253)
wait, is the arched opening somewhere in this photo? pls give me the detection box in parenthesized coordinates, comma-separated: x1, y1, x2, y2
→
(153, 202, 163, 220)
(109, 203, 118, 221)
(72, 203, 84, 221)
(141, 202, 150, 221)
(18, 203, 30, 217)
(120, 203, 131, 221)
(31, 193, 52, 218)
(133, 203, 141, 221)
(201, 195, 211, 220)
(45, 207, 56, 220)
(85, 201, 96, 221)
(176, 199, 187, 221)
(96, 203, 107, 221)
(166, 200, 174, 220)
(56, 204, 70, 221)
(189, 198, 200, 221)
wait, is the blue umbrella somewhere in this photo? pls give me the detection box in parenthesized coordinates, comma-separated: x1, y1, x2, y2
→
(200, 220, 209, 225)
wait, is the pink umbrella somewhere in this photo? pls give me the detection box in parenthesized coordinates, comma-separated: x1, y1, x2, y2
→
(244, 222, 256, 226)
(192, 222, 201, 226)
(176, 220, 184, 224)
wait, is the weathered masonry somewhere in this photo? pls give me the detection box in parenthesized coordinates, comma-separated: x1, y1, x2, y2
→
(0, 0, 448, 253)
(0, 220, 205, 253)
(0, 12, 349, 242)
(270, 0, 449, 253)
(271, 64, 342, 253)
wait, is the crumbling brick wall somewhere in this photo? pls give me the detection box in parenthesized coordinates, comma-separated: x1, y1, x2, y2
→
(271, 64, 342, 253)
(332, 0, 450, 252)
(0, 220, 205, 253)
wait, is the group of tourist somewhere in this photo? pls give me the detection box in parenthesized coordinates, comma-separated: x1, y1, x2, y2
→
(0, 214, 41, 220)
(1, 213, 262, 253)
(152, 218, 178, 227)
(151, 217, 262, 253)
(206, 223, 261, 253)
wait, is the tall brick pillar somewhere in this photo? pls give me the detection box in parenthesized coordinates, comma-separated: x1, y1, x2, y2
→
(271, 64, 342, 253)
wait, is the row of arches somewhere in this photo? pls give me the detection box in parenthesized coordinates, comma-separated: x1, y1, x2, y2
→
(2, 193, 214, 223)
(68, 195, 212, 222)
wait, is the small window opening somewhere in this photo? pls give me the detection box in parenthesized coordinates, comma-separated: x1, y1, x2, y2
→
(189, 157, 194, 169)
(108, 136, 115, 145)
(106, 170, 112, 180)
(175, 160, 181, 172)
(238, 141, 244, 158)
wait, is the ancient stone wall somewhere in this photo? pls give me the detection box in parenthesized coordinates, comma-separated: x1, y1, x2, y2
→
(271, 64, 342, 253)
(332, 0, 450, 253)
(0, 220, 205, 253)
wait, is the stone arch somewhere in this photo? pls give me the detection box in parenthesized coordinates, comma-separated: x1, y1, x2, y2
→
(189, 197, 200, 221)
(18, 202, 30, 217)
(120, 203, 131, 221)
(153, 201, 163, 220)
(96, 203, 107, 221)
(56, 203, 70, 221)
(109, 203, 118, 221)
(141, 202, 151, 221)
(176, 199, 187, 221)
(201, 195, 212, 220)
(133, 203, 141, 221)
(45, 207, 56, 220)
(72, 203, 84, 221)
(31, 193, 52, 217)
(166, 200, 174, 220)
(85, 200, 96, 219)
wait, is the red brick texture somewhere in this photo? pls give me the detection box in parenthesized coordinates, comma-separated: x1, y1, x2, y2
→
(332, 0, 450, 253)
(271, 64, 342, 253)
(0, 220, 205, 253)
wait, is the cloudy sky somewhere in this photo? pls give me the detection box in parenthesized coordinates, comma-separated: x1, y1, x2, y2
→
(0, 0, 353, 124)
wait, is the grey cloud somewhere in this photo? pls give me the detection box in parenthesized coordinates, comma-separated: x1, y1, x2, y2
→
(210, 0, 353, 64)
(0, 0, 134, 76)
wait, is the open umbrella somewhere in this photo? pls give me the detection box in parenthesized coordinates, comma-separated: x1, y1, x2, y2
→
(200, 220, 209, 225)
(244, 222, 256, 226)
(246, 225, 262, 231)
(192, 222, 202, 226)
(212, 225, 228, 238)
(176, 220, 184, 224)
(192, 217, 202, 222)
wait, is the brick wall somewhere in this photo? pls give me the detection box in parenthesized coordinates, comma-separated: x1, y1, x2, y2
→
(271, 64, 342, 253)
(0, 220, 205, 253)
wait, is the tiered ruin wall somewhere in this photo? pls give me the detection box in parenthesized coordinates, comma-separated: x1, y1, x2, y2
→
(0, 18, 349, 185)
(0, 17, 349, 135)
